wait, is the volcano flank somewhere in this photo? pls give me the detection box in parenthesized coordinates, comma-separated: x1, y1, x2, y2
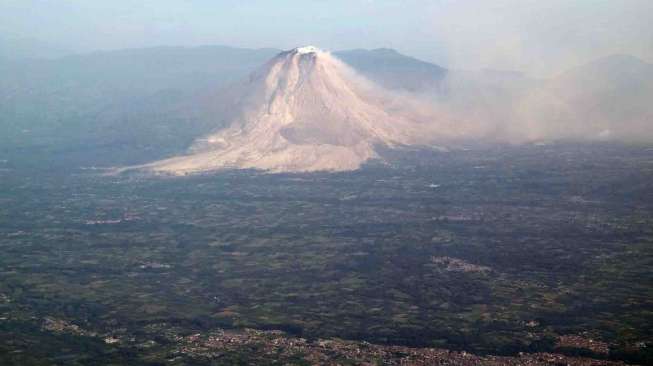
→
(138, 46, 455, 174)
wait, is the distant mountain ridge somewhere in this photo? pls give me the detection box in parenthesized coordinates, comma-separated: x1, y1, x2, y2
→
(334, 48, 447, 92)
(0, 36, 73, 60)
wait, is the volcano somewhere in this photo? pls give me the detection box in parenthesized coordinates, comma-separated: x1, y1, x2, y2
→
(137, 46, 456, 174)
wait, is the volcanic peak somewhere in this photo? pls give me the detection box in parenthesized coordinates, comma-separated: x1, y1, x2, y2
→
(126, 46, 452, 174)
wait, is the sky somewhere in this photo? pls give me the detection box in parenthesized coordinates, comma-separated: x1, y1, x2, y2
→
(1, 0, 651, 77)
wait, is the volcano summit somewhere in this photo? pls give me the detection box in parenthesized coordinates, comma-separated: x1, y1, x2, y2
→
(138, 46, 456, 174)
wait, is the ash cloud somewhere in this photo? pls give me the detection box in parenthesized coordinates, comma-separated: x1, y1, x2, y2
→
(405, 1, 653, 145)
(332, 48, 653, 146)
(365, 54, 653, 145)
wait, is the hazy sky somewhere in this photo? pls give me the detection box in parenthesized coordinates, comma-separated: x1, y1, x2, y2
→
(1, 0, 651, 76)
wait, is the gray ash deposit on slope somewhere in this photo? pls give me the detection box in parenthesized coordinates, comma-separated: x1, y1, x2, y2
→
(129, 46, 463, 174)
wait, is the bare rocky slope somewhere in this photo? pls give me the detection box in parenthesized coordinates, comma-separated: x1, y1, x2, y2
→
(134, 46, 460, 174)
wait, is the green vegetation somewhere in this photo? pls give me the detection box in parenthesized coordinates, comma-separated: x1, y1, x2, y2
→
(0, 143, 652, 364)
